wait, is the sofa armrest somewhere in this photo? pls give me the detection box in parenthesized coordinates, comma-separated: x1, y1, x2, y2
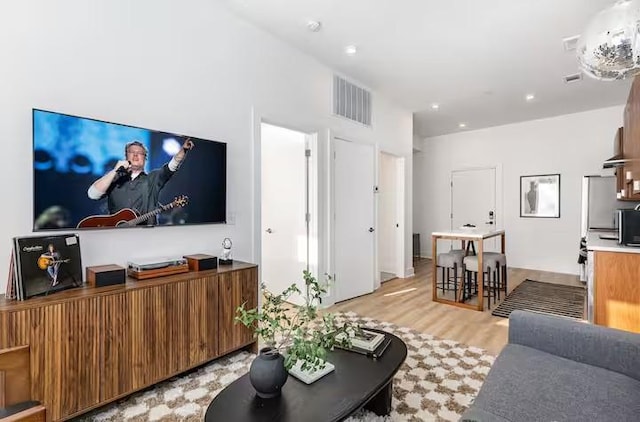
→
(508, 310, 640, 381)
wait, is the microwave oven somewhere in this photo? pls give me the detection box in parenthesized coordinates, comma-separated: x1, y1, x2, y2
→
(618, 209, 640, 246)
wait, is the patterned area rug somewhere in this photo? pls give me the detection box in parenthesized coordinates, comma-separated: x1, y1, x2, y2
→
(77, 312, 494, 421)
(491, 279, 585, 320)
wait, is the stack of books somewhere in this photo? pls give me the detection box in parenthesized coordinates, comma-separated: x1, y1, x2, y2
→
(337, 329, 392, 359)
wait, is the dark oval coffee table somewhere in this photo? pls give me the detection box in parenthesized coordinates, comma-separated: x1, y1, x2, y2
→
(205, 329, 407, 422)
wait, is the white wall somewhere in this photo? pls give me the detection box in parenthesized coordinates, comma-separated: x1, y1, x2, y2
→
(0, 0, 413, 293)
(414, 105, 624, 275)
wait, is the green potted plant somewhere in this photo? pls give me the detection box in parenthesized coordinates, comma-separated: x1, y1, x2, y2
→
(236, 270, 359, 398)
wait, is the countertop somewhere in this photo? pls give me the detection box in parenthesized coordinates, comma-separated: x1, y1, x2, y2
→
(586, 230, 640, 254)
(431, 228, 504, 239)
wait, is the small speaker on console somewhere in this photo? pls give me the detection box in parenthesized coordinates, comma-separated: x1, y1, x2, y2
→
(86, 264, 126, 287)
(184, 254, 218, 271)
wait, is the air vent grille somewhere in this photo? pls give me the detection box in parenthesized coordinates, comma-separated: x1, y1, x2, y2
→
(562, 35, 580, 52)
(564, 73, 583, 83)
(333, 75, 372, 126)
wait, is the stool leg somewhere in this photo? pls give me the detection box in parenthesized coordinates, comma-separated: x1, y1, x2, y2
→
(473, 272, 478, 295)
(453, 263, 458, 300)
(441, 267, 445, 293)
(492, 268, 497, 304)
(503, 265, 508, 293)
(446, 267, 450, 290)
(465, 269, 470, 300)
(496, 265, 501, 301)
(485, 267, 491, 310)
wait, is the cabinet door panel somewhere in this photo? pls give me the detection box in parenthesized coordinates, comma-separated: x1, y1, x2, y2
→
(595, 251, 640, 333)
(128, 285, 171, 389)
(188, 275, 219, 365)
(218, 268, 258, 355)
(14, 299, 101, 420)
(101, 293, 132, 400)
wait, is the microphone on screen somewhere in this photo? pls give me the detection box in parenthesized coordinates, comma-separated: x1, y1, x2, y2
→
(116, 161, 131, 176)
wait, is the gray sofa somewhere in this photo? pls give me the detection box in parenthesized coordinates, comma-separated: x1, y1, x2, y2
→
(461, 310, 640, 422)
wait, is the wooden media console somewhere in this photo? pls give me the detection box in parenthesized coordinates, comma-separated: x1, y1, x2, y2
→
(0, 261, 258, 421)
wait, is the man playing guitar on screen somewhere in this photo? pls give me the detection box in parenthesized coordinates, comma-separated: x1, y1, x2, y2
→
(86, 137, 194, 225)
(38, 244, 68, 286)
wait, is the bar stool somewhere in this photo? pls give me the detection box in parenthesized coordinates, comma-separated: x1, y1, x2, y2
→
(462, 254, 501, 309)
(436, 250, 464, 297)
(482, 252, 508, 299)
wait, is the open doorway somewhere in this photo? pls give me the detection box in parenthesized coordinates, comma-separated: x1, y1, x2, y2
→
(377, 152, 404, 283)
(260, 122, 317, 305)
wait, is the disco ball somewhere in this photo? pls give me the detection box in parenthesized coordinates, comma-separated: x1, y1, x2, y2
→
(577, 0, 640, 81)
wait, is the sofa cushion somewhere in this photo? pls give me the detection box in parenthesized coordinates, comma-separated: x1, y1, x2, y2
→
(464, 344, 640, 422)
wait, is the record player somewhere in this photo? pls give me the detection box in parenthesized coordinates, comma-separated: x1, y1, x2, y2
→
(127, 256, 189, 279)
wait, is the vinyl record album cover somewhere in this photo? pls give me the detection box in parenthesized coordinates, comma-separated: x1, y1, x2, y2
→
(13, 234, 82, 299)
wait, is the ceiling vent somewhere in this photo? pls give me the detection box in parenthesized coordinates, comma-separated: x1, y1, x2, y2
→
(563, 72, 583, 84)
(333, 75, 372, 126)
(562, 35, 580, 52)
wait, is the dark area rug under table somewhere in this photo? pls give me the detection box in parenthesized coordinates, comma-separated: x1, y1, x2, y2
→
(491, 279, 585, 320)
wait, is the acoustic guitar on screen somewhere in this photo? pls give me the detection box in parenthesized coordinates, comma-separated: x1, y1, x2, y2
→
(77, 195, 189, 228)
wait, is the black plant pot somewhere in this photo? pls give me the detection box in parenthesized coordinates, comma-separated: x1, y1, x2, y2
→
(249, 347, 289, 398)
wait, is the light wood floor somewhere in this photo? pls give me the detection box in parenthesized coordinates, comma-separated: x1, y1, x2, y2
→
(328, 258, 584, 356)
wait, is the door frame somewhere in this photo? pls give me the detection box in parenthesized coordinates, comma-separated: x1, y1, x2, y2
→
(377, 151, 405, 284)
(251, 109, 320, 304)
(450, 165, 504, 232)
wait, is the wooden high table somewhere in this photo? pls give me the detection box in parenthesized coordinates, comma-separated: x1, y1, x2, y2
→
(431, 229, 506, 311)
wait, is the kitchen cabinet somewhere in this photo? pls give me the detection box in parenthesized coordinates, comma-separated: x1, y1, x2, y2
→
(587, 236, 640, 334)
(621, 76, 640, 200)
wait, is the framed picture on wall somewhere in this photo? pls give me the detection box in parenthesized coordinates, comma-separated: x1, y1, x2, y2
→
(520, 174, 560, 218)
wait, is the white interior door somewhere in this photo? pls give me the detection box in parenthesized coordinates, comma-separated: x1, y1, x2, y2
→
(451, 167, 498, 251)
(261, 123, 308, 304)
(334, 138, 375, 302)
(378, 152, 398, 276)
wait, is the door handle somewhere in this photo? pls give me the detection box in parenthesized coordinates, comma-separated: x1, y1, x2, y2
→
(265, 228, 273, 234)
(485, 221, 494, 225)
(368, 227, 375, 233)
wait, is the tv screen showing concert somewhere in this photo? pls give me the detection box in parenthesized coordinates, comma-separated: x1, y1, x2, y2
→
(32, 109, 226, 231)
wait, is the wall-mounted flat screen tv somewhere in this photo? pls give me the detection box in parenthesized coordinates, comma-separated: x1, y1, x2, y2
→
(33, 109, 226, 230)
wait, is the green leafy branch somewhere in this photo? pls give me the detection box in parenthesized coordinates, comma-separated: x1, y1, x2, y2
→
(236, 270, 360, 372)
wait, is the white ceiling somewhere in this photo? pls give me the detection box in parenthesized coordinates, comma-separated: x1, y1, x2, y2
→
(221, 0, 632, 137)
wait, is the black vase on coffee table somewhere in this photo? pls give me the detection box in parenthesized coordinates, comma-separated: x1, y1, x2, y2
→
(249, 347, 289, 398)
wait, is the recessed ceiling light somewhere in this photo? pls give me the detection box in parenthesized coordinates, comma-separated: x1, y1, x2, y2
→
(307, 20, 322, 32)
(345, 45, 358, 56)
(525, 94, 535, 101)
(459, 123, 467, 129)
(431, 103, 440, 110)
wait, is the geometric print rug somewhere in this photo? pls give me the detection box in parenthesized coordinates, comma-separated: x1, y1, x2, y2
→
(76, 312, 495, 422)
(491, 279, 585, 320)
